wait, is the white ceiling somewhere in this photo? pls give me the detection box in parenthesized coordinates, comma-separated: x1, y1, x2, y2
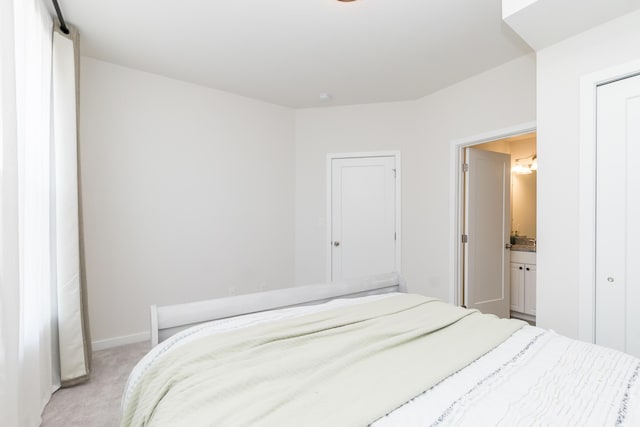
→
(59, 0, 532, 108)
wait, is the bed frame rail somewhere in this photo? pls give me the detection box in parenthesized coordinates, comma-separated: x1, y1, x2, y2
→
(150, 272, 406, 346)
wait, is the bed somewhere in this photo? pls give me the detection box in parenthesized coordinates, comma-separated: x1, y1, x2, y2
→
(121, 273, 640, 426)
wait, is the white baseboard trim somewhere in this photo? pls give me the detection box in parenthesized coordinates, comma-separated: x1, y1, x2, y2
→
(92, 331, 149, 351)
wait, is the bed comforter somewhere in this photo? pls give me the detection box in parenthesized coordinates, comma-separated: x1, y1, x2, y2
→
(122, 294, 523, 426)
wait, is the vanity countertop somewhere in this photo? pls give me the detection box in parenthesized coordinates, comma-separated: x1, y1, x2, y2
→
(511, 244, 536, 252)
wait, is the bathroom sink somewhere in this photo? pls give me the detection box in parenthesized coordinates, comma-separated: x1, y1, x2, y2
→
(511, 236, 536, 252)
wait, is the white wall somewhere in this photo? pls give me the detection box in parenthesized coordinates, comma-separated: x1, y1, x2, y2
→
(536, 9, 640, 338)
(80, 58, 295, 346)
(294, 54, 537, 300)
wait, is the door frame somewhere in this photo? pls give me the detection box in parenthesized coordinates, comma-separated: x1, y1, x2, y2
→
(326, 151, 402, 282)
(448, 122, 536, 306)
(578, 59, 640, 344)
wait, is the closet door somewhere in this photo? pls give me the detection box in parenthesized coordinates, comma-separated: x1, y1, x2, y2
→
(330, 156, 397, 281)
(595, 74, 640, 357)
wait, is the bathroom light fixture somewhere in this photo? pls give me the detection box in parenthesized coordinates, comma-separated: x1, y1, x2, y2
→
(512, 163, 532, 175)
(512, 154, 537, 175)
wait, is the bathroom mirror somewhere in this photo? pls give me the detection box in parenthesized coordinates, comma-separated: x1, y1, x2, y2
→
(511, 170, 536, 239)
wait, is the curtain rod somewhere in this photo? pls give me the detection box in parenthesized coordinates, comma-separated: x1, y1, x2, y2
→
(51, 0, 70, 34)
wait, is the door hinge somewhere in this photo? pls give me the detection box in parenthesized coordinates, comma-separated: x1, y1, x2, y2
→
(394, 232, 397, 241)
(392, 168, 397, 178)
(461, 234, 468, 243)
(462, 163, 469, 173)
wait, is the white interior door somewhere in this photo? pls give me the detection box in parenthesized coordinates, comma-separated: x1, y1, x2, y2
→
(595, 73, 640, 357)
(464, 148, 511, 318)
(330, 156, 397, 281)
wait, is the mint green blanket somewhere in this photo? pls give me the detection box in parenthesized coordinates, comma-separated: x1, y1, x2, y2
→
(122, 294, 524, 426)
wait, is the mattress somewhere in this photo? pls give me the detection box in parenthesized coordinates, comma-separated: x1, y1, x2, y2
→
(123, 293, 640, 426)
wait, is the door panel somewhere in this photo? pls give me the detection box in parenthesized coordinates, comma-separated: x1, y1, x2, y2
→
(331, 156, 396, 281)
(596, 74, 640, 357)
(524, 265, 536, 316)
(464, 148, 511, 318)
(510, 263, 524, 312)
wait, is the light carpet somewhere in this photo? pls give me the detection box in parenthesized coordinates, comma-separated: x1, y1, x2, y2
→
(41, 341, 150, 427)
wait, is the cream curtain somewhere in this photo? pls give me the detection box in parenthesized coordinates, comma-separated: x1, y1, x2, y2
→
(52, 27, 92, 386)
(0, 0, 90, 424)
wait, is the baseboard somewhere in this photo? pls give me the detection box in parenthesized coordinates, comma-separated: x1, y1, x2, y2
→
(92, 331, 149, 351)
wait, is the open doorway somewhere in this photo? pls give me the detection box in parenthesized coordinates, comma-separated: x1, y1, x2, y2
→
(452, 129, 537, 325)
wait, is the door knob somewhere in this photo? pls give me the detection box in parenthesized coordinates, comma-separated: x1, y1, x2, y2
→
(333, 241, 340, 247)
(607, 277, 615, 283)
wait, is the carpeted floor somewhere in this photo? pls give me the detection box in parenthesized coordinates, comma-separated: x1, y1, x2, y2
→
(41, 341, 150, 427)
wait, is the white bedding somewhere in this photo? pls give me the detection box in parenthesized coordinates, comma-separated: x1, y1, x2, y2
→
(124, 294, 640, 426)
